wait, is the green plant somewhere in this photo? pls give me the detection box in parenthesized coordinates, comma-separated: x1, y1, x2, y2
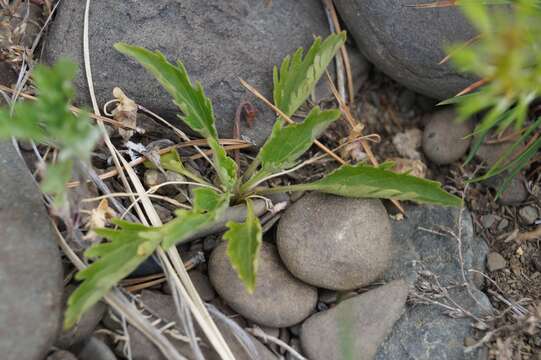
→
(0, 60, 100, 207)
(441, 0, 541, 191)
(0, 33, 461, 328)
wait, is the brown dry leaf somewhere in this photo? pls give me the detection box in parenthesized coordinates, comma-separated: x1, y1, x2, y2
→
(339, 123, 367, 162)
(84, 198, 115, 241)
(112, 87, 138, 142)
(388, 158, 427, 179)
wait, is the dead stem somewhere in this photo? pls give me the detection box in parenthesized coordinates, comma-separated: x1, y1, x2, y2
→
(240, 78, 346, 164)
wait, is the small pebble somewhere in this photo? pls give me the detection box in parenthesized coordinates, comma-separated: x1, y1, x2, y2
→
(392, 128, 422, 160)
(480, 214, 498, 229)
(154, 203, 173, 223)
(486, 174, 528, 206)
(532, 255, 541, 272)
(143, 169, 165, 188)
(497, 219, 509, 232)
(289, 324, 301, 337)
(519, 206, 538, 225)
(464, 336, 476, 347)
(422, 109, 473, 165)
(487, 252, 507, 272)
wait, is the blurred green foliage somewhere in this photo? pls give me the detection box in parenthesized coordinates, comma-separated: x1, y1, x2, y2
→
(443, 0, 541, 191)
(0, 60, 100, 207)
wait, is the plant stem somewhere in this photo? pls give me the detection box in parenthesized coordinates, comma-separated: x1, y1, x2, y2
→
(243, 157, 260, 181)
(238, 170, 270, 197)
(253, 184, 308, 195)
(176, 167, 213, 188)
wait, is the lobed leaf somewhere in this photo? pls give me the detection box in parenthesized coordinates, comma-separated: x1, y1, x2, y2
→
(273, 32, 346, 118)
(267, 163, 462, 207)
(223, 199, 262, 292)
(64, 221, 161, 329)
(115, 43, 237, 191)
(161, 188, 230, 249)
(257, 107, 341, 174)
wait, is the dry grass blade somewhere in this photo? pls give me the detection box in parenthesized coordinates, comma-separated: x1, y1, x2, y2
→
(117, 140, 236, 360)
(439, 34, 482, 65)
(324, 72, 406, 214)
(455, 78, 488, 97)
(407, 0, 458, 8)
(82, 1, 234, 358)
(66, 140, 250, 188)
(240, 78, 346, 164)
(52, 225, 185, 360)
(516, 225, 541, 242)
(322, 0, 355, 104)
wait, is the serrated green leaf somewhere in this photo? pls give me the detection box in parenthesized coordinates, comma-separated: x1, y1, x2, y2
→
(224, 199, 262, 292)
(114, 43, 237, 191)
(258, 107, 341, 173)
(192, 187, 224, 211)
(161, 188, 230, 249)
(64, 221, 160, 329)
(265, 164, 462, 207)
(273, 32, 346, 118)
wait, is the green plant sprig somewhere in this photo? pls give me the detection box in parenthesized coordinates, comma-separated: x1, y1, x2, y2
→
(0, 60, 101, 207)
(442, 0, 541, 192)
(0, 33, 461, 329)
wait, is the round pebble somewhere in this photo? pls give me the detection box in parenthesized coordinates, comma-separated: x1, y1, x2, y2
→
(209, 241, 317, 328)
(487, 252, 507, 272)
(276, 193, 392, 290)
(422, 109, 473, 165)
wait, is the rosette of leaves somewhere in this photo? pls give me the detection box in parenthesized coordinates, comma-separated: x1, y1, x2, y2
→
(19, 33, 459, 328)
(442, 0, 541, 192)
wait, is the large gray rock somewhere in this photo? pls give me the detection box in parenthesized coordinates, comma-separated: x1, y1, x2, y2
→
(209, 241, 317, 327)
(277, 193, 392, 290)
(301, 280, 410, 360)
(0, 142, 63, 360)
(43, 0, 363, 146)
(334, 0, 478, 100)
(375, 205, 491, 360)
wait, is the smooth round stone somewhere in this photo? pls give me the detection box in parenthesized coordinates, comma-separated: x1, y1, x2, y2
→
(276, 192, 392, 291)
(0, 142, 63, 360)
(334, 0, 478, 100)
(209, 241, 317, 328)
(422, 108, 473, 165)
